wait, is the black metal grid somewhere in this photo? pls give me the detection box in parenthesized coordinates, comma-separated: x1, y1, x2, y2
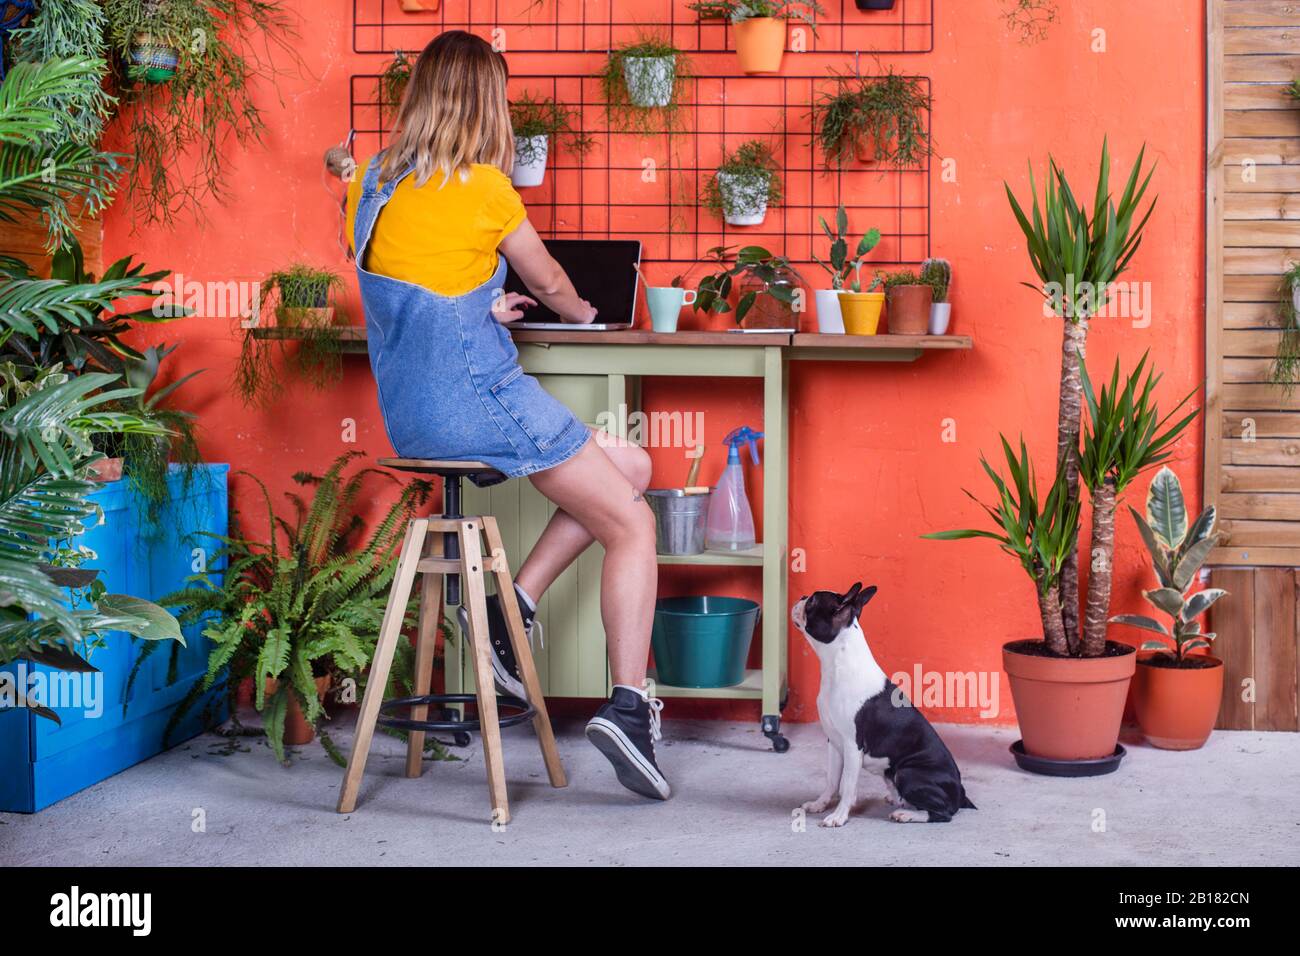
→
(352, 0, 934, 60)
(349, 71, 931, 268)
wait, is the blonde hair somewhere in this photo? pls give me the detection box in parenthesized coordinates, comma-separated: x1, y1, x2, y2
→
(380, 31, 513, 187)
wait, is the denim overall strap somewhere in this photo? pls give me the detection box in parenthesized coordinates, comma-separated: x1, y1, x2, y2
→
(353, 152, 409, 266)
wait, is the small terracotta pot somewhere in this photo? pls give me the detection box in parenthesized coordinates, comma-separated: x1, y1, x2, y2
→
(734, 17, 786, 74)
(886, 284, 932, 335)
(840, 291, 885, 334)
(1003, 640, 1136, 761)
(90, 457, 124, 482)
(275, 305, 335, 328)
(1133, 655, 1224, 750)
(400, 0, 440, 10)
(266, 675, 331, 746)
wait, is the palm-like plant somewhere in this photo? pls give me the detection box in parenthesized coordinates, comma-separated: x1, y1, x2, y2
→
(0, 372, 184, 720)
(159, 453, 433, 764)
(1001, 139, 1158, 650)
(1076, 354, 1198, 655)
(1111, 467, 1226, 662)
(0, 58, 124, 250)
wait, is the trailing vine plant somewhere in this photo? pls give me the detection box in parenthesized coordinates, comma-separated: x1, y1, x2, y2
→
(1271, 261, 1300, 393)
(1001, 0, 1058, 45)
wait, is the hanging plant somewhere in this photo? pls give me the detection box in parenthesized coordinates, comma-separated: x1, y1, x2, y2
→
(686, 1, 823, 75)
(379, 48, 412, 109)
(102, 0, 300, 228)
(1271, 261, 1300, 393)
(1001, 0, 1058, 45)
(508, 93, 591, 188)
(813, 65, 932, 169)
(703, 140, 782, 227)
(599, 34, 690, 133)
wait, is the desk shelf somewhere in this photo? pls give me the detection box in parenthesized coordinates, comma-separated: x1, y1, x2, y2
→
(648, 668, 764, 701)
(657, 545, 765, 567)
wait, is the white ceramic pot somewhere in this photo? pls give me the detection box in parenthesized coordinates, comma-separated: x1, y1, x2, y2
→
(928, 301, 952, 335)
(716, 170, 770, 226)
(622, 55, 676, 108)
(815, 289, 845, 333)
(1292, 276, 1300, 314)
(511, 134, 548, 187)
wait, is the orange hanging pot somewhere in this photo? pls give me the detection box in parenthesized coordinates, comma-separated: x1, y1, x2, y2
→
(734, 17, 786, 75)
(1132, 654, 1224, 750)
(400, 0, 440, 11)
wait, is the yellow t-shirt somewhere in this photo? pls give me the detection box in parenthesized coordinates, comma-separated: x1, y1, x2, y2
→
(346, 158, 527, 296)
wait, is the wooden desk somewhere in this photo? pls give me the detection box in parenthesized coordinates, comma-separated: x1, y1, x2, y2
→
(253, 325, 973, 749)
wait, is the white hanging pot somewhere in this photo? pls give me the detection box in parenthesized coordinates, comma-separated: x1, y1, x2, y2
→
(716, 170, 770, 226)
(1292, 275, 1300, 314)
(815, 289, 845, 333)
(622, 55, 676, 108)
(929, 301, 952, 335)
(511, 134, 549, 188)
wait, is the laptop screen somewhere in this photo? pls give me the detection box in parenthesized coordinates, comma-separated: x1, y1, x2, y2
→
(502, 239, 641, 325)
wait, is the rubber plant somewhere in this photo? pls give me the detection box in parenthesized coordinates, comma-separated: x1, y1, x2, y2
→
(156, 452, 437, 765)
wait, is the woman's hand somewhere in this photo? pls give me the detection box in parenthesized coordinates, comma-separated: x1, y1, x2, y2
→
(492, 291, 538, 323)
(569, 299, 598, 324)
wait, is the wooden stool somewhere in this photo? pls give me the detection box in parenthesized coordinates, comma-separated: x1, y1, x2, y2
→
(336, 458, 566, 824)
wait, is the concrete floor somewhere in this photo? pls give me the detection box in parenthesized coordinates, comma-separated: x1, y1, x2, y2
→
(3, 715, 1297, 866)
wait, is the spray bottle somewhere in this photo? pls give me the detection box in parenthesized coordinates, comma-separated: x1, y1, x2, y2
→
(705, 426, 763, 552)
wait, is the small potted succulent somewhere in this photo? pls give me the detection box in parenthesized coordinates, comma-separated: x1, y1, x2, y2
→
(687, 1, 824, 75)
(814, 66, 932, 168)
(812, 205, 881, 333)
(265, 264, 344, 328)
(509, 93, 589, 188)
(921, 257, 952, 334)
(705, 140, 782, 227)
(1111, 467, 1227, 751)
(692, 245, 806, 330)
(880, 269, 933, 335)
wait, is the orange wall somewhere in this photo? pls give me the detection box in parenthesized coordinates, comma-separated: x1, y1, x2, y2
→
(105, 0, 1207, 725)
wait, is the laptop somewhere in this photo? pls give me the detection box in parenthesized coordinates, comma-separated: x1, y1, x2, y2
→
(505, 239, 641, 330)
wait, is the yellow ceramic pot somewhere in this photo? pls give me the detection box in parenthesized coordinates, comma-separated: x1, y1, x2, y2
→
(840, 292, 885, 335)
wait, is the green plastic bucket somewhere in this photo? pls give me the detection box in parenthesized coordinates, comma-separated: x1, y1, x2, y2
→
(651, 596, 760, 688)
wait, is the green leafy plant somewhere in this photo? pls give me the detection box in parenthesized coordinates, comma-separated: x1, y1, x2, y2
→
(1271, 261, 1300, 392)
(0, 58, 124, 250)
(235, 264, 346, 406)
(813, 205, 880, 291)
(101, 0, 300, 228)
(998, 139, 1157, 651)
(921, 257, 951, 303)
(703, 139, 783, 220)
(1075, 353, 1198, 656)
(1110, 467, 1226, 663)
(379, 49, 412, 109)
(1288, 78, 1300, 102)
(8, 0, 117, 147)
(0, 372, 185, 720)
(687, 1, 824, 27)
(1002, 0, 1058, 44)
(509, 92, 592, 165)
(813, 66, 932, 169)
(692, 244, 804, 326)
(924, 437, 1081, 645)
(599, 35, 690, 134)
(158, 452, 434, 763)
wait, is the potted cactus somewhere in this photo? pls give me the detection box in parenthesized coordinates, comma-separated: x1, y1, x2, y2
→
(705, 140, 782, 227)
(921, 258, 952, 334)
(812, 205, 881, 333)
(1111, 467, 1227, 751)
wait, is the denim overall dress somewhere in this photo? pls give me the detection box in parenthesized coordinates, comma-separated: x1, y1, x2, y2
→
(352, 158, 589, 481)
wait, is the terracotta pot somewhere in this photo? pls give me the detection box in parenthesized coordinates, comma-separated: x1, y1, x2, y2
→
(90, 457, 124, 482)
(275, 305, 335, 328)
(886, 284, 932, 334)
(265, 675, 331, 746)
(400, 0, 440, 10)
(734, 17, 786, 74)
(840, 291, 885, 334)
(1003, 640, 1136, 761)
(1133, 655, 1224, 750)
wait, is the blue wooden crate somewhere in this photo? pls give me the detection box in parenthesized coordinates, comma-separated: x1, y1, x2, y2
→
(0, 464, 229, 813)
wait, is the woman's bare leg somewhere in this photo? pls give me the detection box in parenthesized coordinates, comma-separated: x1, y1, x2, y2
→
(514, 429, 651, 599)
(526, 435, 656, 687)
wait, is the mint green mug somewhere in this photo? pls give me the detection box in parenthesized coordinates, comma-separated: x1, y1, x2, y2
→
(646, 285, 697, 333)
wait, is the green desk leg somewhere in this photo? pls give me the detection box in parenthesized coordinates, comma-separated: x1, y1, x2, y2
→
(761, 345, 791, 752)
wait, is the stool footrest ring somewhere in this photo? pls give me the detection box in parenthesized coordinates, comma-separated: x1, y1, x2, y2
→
(377, 693, 535, 733)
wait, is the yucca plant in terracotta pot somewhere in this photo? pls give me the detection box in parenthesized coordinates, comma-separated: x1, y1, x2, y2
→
(924, 142, 1188, 776)
(1112, 467, 1227, 751)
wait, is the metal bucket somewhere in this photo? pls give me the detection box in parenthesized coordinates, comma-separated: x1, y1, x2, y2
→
(645, 489, 711, 556)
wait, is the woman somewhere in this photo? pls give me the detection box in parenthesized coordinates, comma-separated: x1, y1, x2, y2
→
(346, 31, 668, 801)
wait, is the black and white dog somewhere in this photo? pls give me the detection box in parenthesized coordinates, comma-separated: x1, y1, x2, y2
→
(792, 583, 975, 826)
